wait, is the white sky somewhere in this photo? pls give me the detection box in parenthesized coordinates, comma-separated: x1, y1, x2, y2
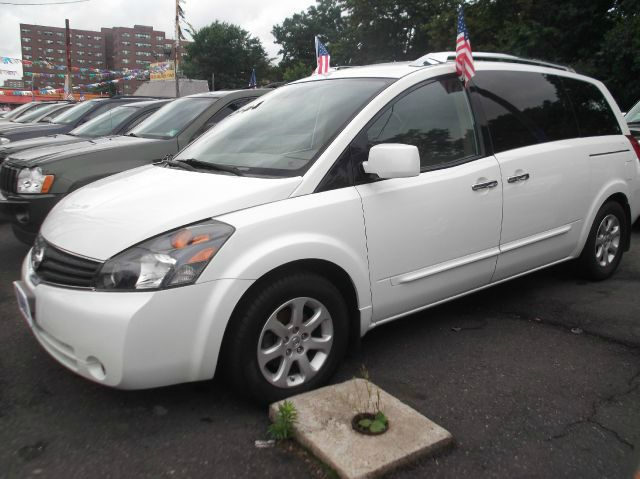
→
(0, 0, 315, 86)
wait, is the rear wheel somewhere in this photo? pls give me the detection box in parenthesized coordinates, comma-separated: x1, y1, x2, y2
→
(223, 272, 349, 403)
(577, 201, 626, 281)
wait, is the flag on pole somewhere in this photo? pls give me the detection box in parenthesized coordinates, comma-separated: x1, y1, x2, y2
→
(455, 5, 475, 85)
(314, 36, 331, 75)
(248, 68, 257, 89)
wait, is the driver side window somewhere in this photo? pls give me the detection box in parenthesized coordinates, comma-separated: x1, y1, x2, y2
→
(366, 77, 478, 171)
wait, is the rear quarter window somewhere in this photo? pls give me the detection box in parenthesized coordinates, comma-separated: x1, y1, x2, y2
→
(471, 71, 579, 153)
(561, 78, 621, 137)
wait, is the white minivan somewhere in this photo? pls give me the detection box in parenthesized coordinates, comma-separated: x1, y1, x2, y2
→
(14, 53, 640, 402)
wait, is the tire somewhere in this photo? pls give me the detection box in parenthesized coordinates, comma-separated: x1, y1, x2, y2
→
(577, 201, 626, 281)
(222, 271, 349, 404)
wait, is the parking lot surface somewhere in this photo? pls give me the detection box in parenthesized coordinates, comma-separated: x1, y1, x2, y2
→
(1, 222, 639, 478)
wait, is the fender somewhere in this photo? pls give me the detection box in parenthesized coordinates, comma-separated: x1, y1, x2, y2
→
(573, 178, 631, 257)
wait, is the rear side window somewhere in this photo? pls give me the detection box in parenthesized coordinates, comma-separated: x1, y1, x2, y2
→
(471, 71, 578, 153)
(367, 77, 478, 170)
(562, 78, 621, 136)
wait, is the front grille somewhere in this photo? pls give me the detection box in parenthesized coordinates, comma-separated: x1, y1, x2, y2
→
(0, 163, 19, 194)
(35, 241, 102, 288)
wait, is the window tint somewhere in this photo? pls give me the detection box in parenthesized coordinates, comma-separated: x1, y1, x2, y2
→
(471, 71, 579, 153)
(366, 77, 478, 170)
(562, 78, 621, 136)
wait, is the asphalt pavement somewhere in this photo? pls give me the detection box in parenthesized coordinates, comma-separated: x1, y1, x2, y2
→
(1, 222, 639, 478)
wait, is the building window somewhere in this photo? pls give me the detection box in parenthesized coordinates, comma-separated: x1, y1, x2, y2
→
(45, 56, 54, 61)
(122, 32, 131, 38)
(57, 40, 64, 45)
(21, 28, 31, 34)
(58, 57, 64, 62)
(57, 49, 64, 54)
(46, 48, 54, 53)
(22, 37, 31, 42)
(122, 41, 130, 46)
(135, 33, 151, 40)
(155, 35, 164, 41)
(56, 32, 63, 37)
(77, 50, 85, 55)
(76, 34, 84, 39)
(77, 59, 86, 64)
(44, 31, 53, 36)
(24, 54, 32, 60)
(122, 59, 130, 64)
(77, 42, 84, 47)
(122, 50, 130, 55)
(46, 40, 54, 44)
(93, 36, 101, 41)
(95, 52, 102, 57)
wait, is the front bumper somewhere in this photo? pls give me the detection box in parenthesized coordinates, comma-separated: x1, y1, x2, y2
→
(0, 190, 61, 243)
(19, 250, 254, 389)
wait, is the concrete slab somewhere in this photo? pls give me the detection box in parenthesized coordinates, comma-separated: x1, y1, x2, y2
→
(269, 378, 453, 479)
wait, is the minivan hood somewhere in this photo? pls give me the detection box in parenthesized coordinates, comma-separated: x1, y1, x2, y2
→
(9, 135, 157, 167)
(42, 164, 302, 260)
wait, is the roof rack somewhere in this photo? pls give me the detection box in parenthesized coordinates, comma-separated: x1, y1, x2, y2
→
(410, 52, 574, 72)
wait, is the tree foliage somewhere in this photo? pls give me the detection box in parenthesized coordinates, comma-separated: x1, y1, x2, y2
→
(182, 21, 272, 90)
(272, 0, 640, 109)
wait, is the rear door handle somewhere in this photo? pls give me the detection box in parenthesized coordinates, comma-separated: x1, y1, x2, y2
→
(507, 173, 530, 183)
(471, 180, 498, 191)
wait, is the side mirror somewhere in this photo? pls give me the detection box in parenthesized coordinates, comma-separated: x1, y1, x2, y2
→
(362, 143, 420, 179)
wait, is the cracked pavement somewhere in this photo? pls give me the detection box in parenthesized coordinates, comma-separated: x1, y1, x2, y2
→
(1, 222, 639, 478)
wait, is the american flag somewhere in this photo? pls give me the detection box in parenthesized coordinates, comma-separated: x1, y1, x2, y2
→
(248, 68, 257, 89)
(314, 37, 331, 75)
(455, 6, 475, 85)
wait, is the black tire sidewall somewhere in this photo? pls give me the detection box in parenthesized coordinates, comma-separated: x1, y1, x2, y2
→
(579, 201, 626, 281)
(226, 272, 349, 403)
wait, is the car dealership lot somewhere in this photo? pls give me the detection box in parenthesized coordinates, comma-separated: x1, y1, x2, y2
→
(1, 223, 638, 478)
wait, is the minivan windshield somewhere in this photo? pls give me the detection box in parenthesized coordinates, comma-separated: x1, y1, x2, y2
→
(70, 105, 138, 137)
(174, 78, 391, 176)
(129, 97, 215, 139)
(52, 100, 100, 125)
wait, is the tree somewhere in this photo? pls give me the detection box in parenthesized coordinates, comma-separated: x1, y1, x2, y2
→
(272, 0, 348, 69)
(182, 21, 271, 90)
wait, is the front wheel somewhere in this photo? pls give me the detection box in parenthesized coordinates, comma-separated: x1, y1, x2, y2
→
(577, 201, 626, 281)
(222, 272, 349, 404)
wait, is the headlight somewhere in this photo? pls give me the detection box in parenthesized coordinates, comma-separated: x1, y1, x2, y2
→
(94, 219, 235, 291)
(0, 137, 9, 145)
(17, 167, 55, 194)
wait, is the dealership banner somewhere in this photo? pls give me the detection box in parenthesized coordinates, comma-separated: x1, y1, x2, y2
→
(150, 62, 175, 81)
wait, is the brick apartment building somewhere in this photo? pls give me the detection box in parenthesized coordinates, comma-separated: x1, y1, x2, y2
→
(20, 23, 188, 94)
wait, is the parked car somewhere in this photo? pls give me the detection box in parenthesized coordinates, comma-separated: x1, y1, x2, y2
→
(0, 102, 75, 132)
(0, 99, 171, 165)
(0, 90, 267, 243)
(12, 54, 640, 403)
(0, 96, 155, 144)
(626, 99, 640, 139)
(0, 101, 50, 123)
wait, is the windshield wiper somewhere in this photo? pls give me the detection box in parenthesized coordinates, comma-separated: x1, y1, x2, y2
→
(179, 158, 245, 176)
(128, 132, 139, 138)
(157, 155, 198, 171)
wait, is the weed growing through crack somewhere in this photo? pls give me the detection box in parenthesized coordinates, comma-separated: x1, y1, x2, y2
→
(268, 400, 298, 440)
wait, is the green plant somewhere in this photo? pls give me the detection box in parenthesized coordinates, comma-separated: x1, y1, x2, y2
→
(268, 400, 298, 441)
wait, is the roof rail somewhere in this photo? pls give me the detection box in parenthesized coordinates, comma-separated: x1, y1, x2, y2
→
(411, 52, 574, 72)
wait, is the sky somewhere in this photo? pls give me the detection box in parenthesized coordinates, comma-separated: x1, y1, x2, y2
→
(0, 0, 315, 87)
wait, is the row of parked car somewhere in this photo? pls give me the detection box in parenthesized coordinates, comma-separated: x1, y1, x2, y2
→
(0, 90, 266, 242)
(4, 52, 640, 403)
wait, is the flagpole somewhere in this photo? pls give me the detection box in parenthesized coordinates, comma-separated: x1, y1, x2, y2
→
(174, 0, 180, 98)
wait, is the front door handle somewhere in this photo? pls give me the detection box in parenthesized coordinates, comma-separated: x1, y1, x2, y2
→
(471, 180, 498, 191)
(507, 173, 530, 183)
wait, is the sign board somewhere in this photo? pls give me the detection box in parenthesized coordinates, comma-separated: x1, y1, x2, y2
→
(150, 61, 175, 81)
